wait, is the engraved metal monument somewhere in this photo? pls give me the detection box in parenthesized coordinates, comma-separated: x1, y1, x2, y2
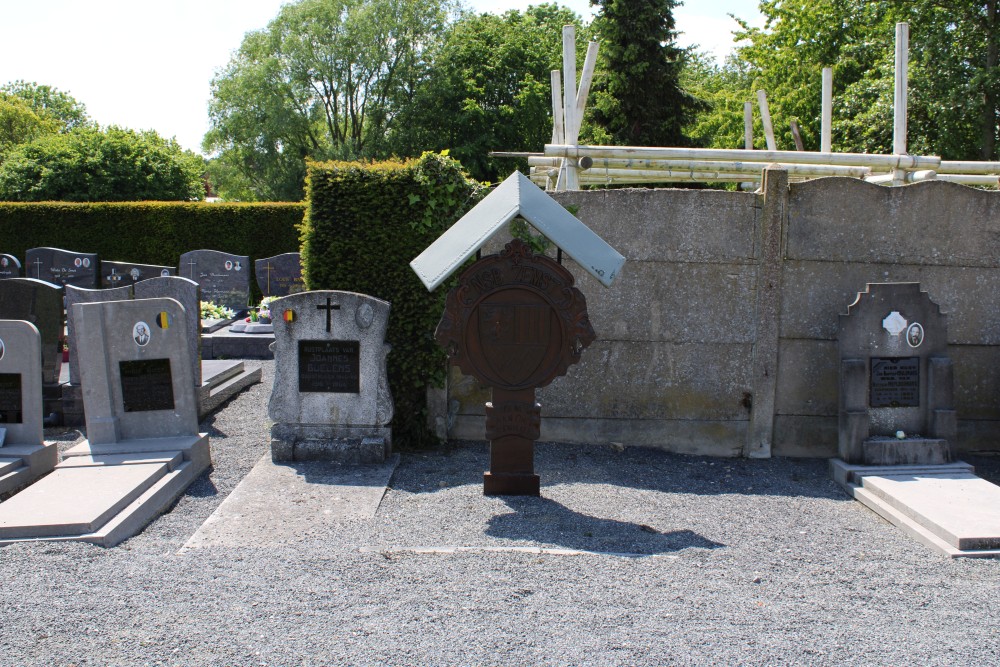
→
(837, 283, 957, 466)
(412, 171, 624, 496)
(437, 240, 595, 495)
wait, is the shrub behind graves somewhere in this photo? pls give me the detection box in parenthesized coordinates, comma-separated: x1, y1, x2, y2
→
(0, 202, 305, 293)
(302, 151, 484, 448)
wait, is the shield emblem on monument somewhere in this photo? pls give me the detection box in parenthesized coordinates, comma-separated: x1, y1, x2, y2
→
(476, 301, 553, 387)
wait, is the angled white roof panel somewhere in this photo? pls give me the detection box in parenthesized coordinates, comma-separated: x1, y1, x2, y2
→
(410, 171, 625, 291)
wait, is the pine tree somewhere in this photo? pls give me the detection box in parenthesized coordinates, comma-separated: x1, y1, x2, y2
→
(588, 0, 703, 146)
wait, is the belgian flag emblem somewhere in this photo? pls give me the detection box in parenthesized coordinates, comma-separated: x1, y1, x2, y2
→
(284, 309, 296, 323)
(156, 311, 170, 329)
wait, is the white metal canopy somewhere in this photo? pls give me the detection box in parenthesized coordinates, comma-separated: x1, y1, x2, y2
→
(409, 171, 625, 291)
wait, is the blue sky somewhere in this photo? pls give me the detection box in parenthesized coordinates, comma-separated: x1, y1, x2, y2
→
(0, 1, 763, 155)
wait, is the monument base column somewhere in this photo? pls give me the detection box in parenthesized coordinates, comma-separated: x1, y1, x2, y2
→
(483, 391, 541, 496)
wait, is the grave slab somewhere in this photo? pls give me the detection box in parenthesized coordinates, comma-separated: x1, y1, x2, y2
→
(181, 453, 399, 550)
(0, 297, 210, 546)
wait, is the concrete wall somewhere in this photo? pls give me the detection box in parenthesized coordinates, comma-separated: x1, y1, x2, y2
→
(445, 168, 1000, 458)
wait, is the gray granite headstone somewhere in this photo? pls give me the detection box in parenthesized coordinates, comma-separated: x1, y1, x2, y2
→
(0, 278, 64, 385)
(268, 290, 393, 463)
(101, 261, 174, 288)
(25, 247, 100, 289)
(255, 253, 305, 297)
(0, 254, 21, 279)
(179, 249, 250, 313)
(0, 320, 44, 446)
(134, 276, 202, 385)
(838, 282, 957, 465)
(65, 284, 135, 385)
(72, 297, 198, 444)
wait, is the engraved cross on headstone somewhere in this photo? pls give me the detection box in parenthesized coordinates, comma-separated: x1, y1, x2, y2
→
(317, 297, 340, 333)
(186, 258, 198, 280)
(262, 261, 273, 295)
(32, 258, 43, 280)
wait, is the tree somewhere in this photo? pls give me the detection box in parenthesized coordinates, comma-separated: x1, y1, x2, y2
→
(692, 0, 999, 160)
(389, 4, 589, 182)
(0, 80, 91, 131)
(0, 94, 59, 156)
(0, 126, 205, 201)
(204, 0, 454, 201)
(586, 0, 704, 147)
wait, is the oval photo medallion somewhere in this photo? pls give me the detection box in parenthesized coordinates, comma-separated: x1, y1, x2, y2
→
(906, 322, 924, 348)
(0, 336, 5, 361)
(133, 321, 151, 347)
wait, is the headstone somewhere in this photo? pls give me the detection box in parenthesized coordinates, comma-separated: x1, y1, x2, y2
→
(0, 254, 21, 279)
(0, 298, 210, 546)
(25, 247, 100, 289)
(101, 260, 174, 288)
(178, 249, 250, 313)
(134, 277, 202, 386)
(0, 321, 43, 446)
(65, 284, 134, 385)
(0, 278, 64, 385)
(838, 282, 957, 466)
(73, 297, 202, 443)
(255, 253, 305, 297)
(435, 239, 596, 495)
(268, 290, 393, 463)
(0, 320, 58, 495)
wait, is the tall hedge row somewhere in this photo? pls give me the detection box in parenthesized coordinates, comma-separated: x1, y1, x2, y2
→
(302, 152, 485, 448)
(0, 202, 306, 271)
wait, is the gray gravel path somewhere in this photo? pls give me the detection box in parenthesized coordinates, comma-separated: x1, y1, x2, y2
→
(3, 359, 1000, 666)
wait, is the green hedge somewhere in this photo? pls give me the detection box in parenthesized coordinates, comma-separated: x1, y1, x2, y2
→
(0, 202, 306, 274)
(302, 152, 485, 448)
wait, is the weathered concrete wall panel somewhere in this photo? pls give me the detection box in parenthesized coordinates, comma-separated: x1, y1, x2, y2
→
(787, 178, 1000, 266)
(775, 340, 839, 416)
(551, 189, 757, 263)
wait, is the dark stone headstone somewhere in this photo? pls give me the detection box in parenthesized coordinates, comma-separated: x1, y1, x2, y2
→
(255, 253, 305, 297)
(838, 282, 956, 466)
(101, 261, 174, 288)
(178, 249, 250, 313)
(0, 278, 64, 385)
(0, 254, 22, 279)
(436, 239, 596, 496)
(25, 247, 100, 289)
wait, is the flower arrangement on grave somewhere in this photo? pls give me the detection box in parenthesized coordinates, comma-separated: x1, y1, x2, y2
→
(246, 296, 275, 324)
(200, 300, 235, 320)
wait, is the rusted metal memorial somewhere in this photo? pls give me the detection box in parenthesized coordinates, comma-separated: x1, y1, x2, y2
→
(435, 239, 595, 494)
(411, 171, 624, 495)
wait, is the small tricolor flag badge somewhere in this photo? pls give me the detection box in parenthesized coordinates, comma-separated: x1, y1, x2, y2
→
(283, 309, 296, 323)
(156, 311, 170, 329)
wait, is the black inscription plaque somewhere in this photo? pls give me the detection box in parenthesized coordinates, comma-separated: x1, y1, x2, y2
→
(870, 357, 920, 408)
(298, 340, 360, 393)
(0, 373, 22, 424)
(119, 359, 175, 412)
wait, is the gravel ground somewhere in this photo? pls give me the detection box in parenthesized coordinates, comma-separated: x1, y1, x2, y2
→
(3, 359, 1000, 666)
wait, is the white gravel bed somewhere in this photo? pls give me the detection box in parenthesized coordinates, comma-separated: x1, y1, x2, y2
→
(2, 359, 999, 666)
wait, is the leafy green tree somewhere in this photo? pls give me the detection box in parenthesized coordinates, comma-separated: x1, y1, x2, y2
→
(0, 94, 59, 156)
(0, 126, 205, 201)
(204, 0, 454, 201)
(692, 0, 999, 160)
(389, 4, 589, 182)
(586, 0, 703, 146)
(0, 80, 91, 131)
